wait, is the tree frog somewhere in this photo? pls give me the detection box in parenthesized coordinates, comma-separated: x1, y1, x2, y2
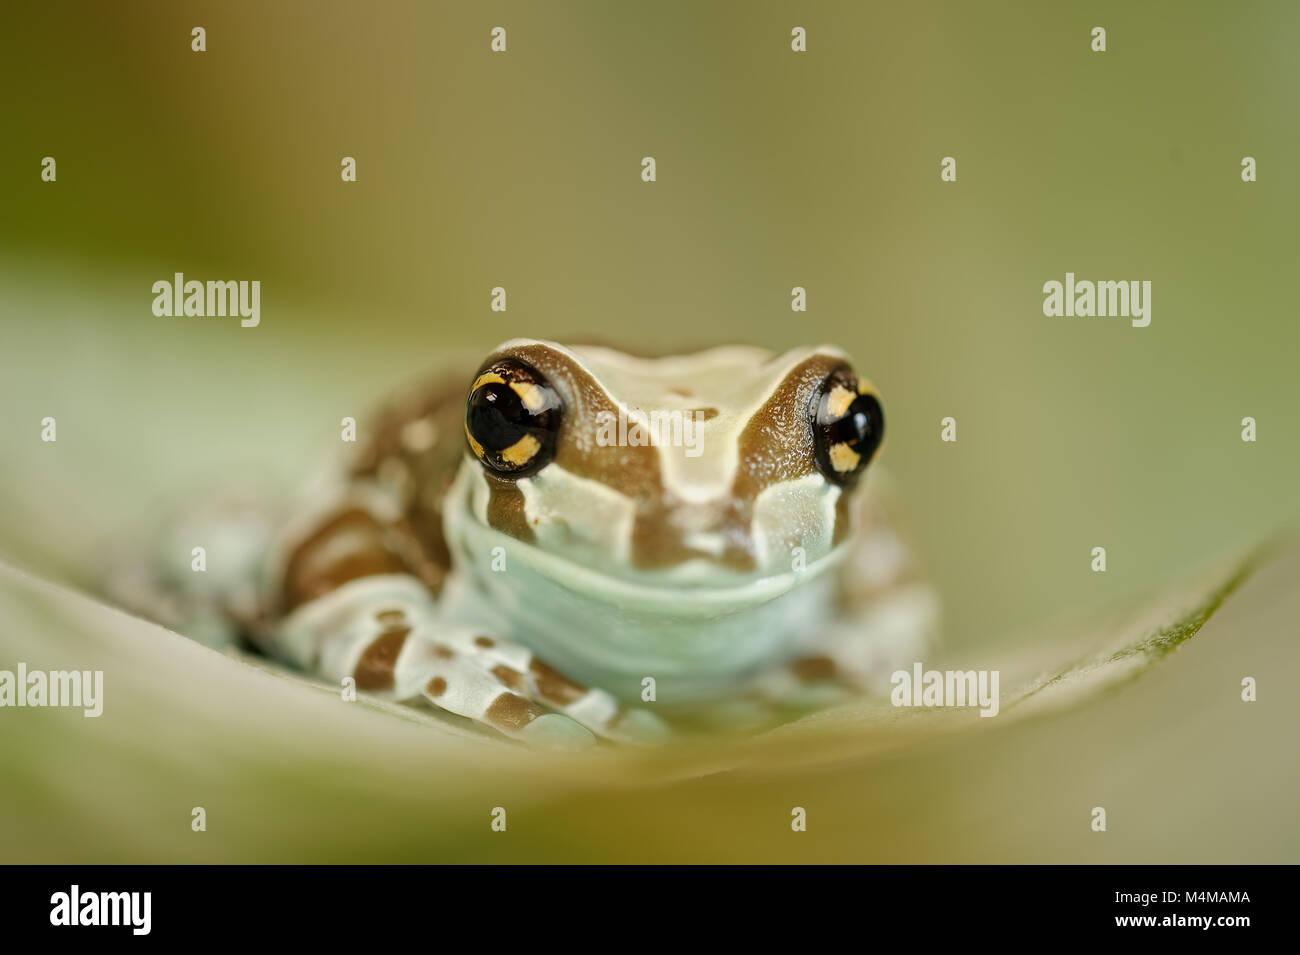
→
(139, 339, 937, 748)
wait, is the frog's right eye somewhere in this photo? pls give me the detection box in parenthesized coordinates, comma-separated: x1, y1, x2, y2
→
(465, 358, 562, 478)
(810, 366, 884, 487)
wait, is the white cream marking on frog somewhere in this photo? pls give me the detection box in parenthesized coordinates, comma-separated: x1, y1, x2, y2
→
(750, 473, 842, 567)
(515, 466, 634, 565)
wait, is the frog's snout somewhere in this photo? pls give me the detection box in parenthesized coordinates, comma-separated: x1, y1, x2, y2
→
(631, 497, 759, 574)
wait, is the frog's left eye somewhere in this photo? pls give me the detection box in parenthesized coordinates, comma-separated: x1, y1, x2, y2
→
(465, 358, 562, 477)
(810, 367, 884, 486)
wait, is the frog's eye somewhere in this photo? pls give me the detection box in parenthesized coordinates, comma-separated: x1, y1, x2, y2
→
(810, 367, 884, 486)
(465, 358, 562, 477)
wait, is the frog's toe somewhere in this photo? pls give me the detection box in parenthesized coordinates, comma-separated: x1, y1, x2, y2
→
(531, 673, 671, 746)
(518, 713, 597, 750)
(694, 698, 783, 732)
(416, 664, 596, 748)
(547, 685, 670, 745)
(605, 706, 672, 745)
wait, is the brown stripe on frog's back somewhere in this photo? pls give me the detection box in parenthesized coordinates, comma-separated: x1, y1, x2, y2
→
(280, 506, 447, 614)
(282, 508, 408, 613)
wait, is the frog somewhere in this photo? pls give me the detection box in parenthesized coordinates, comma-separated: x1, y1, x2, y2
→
(127, 339, 937, 748)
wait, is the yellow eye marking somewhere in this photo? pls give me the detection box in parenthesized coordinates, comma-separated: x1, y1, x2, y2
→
(827, 385, 856, 419)
(829, 442, 862, 473)
(464, 424, 486, 459)
(471, 372, 507, 392)
(510, 381, 548, 413)
(857, 377, 879, 398)
(500, 433, 541, 466)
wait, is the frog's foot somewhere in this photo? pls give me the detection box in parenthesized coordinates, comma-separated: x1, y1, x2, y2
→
(405, 629, 670, 747)
(441, 635, 672, 747)
(108, 491, 277, 649)
(741, 582, 941, 713)
(410, 646, 599, 750)
(281, 575, 668, 748)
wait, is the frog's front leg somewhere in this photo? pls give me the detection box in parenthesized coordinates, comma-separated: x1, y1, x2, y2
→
(751, 474, 939, 709)
(266, 508, 667, 747)
(751, 585, 939, 707)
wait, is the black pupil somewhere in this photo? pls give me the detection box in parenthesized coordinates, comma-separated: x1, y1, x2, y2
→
(831, 393, 883, 460)
(467, 383, 528, 451)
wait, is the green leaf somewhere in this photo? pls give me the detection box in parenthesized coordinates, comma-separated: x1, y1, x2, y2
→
(1, 536, 1293, 863)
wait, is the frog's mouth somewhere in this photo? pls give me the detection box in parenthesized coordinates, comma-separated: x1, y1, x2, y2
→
(501, 531, 840, 612)
(445, 469, 845, 610)
(447, 448, 852, 593)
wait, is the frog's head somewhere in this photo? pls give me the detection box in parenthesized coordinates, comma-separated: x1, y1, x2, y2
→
(455, 338, 883, 582)
(445, 338, 885, 693)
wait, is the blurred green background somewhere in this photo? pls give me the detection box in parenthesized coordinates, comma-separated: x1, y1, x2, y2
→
(1, 1, 1297, 863)
(3, 0, 1295, 649)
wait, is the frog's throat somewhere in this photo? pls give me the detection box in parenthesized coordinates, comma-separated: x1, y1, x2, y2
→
(440, 465, 846, 698)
